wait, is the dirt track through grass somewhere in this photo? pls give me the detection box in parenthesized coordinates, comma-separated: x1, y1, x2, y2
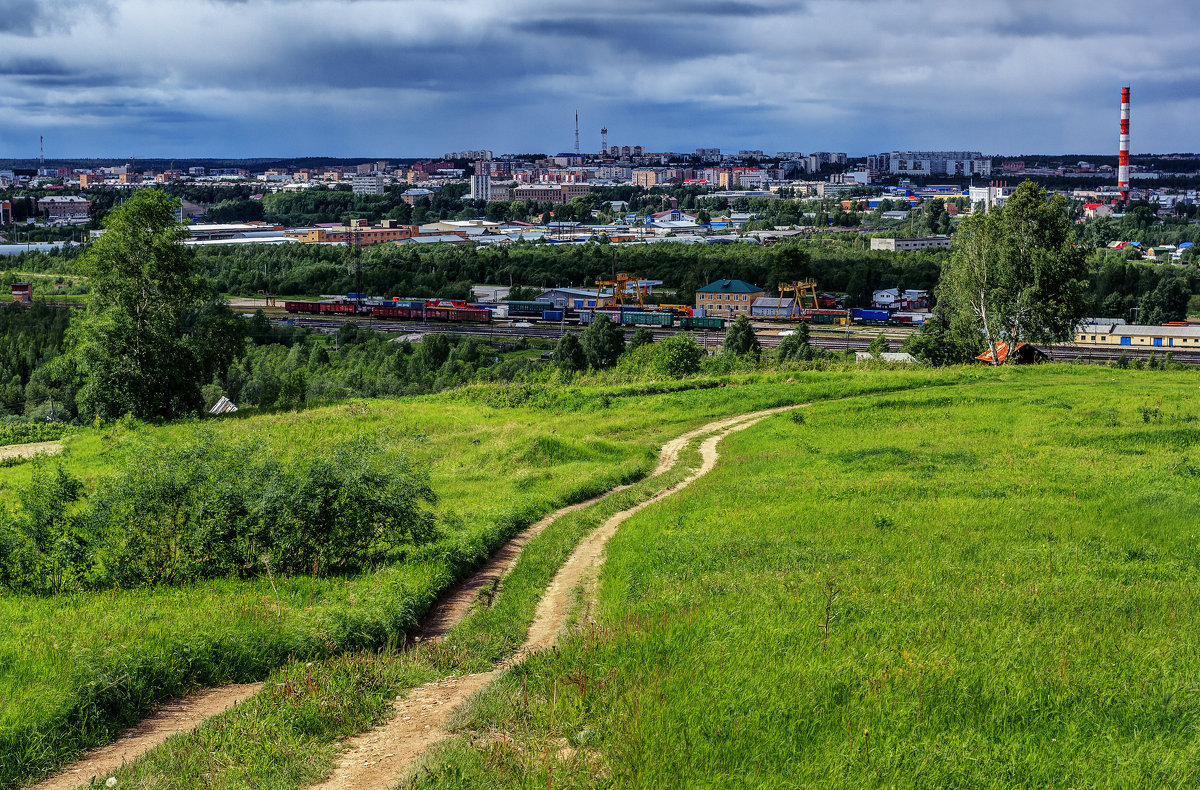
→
(309, 404, 805, 790)
(21, 405, 797, 790)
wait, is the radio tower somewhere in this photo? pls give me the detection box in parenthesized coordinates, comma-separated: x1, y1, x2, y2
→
(1118, 86, 1131, 203)
(574, 111, 580, 156)
(39, 136, 44, 168)
(601, 126, 608, 155)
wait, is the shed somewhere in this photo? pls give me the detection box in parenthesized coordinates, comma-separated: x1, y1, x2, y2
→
(751, 296, 797, 317)
(11, 282, 32, 303)
(975, 342, 1047, 365)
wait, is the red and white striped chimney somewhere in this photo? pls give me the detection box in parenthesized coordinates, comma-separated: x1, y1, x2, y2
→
(1118, 86, 1130, 200)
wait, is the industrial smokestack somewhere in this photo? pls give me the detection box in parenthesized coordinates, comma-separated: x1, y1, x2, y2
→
(1118, 86, 1130, 200)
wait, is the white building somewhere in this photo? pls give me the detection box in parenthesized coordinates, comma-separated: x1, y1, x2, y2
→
(968, 184, 1016, 210)
(870, 237, 952, 252)
(351, 173, 386, 195)
(470, 172, 491, 201)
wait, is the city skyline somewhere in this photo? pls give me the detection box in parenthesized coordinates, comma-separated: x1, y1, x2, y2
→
(0, 0, 1197, 158)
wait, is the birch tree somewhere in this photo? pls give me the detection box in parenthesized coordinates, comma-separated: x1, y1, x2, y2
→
(938, 181, 1088, 365)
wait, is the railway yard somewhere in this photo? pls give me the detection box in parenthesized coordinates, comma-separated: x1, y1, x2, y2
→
(258, 300, 1200, 363)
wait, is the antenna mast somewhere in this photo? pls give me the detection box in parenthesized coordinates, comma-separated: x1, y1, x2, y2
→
(39, 136, 44, 168)
(601, 126, 608, 155)
(574, 111, 580, 156)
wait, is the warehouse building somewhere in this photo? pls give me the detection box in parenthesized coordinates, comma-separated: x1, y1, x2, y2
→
(1075, 323, 1200, 348)
(870, 236, 952, 252)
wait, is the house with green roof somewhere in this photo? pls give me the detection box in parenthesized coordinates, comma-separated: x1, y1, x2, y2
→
(694, 279, 765, 318)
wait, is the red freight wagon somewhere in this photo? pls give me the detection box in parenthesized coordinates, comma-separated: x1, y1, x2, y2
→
(285, 301, 321, 314)
(372, 306, 417, 320)
(319, 302, 357, 314)
(447, 308, 491, 323)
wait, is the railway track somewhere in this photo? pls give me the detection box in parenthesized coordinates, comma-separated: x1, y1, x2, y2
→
(277, 316, 1200, 364)
(281, 316, 886, 351)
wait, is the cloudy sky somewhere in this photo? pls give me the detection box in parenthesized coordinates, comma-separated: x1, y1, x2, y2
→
(0, 0, 1196, 159)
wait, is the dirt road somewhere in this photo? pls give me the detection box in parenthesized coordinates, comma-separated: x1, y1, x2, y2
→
(310, 404, 802, 790)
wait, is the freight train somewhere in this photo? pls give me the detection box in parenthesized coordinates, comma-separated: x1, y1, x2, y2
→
(283, 298, 927, 330)
(284, 299, 491, 323)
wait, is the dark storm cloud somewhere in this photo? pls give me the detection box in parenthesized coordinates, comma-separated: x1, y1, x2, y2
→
(0, 0, 111, 35)
(0, 0, 1197, 156)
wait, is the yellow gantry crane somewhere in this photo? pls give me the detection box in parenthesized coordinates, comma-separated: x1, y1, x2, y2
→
(776, 280, 819, 320)
(595, 272, 646, 309)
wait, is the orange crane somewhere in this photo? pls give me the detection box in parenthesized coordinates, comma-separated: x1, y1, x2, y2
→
(776, 280, 819, 320)
(595, 272, 646, 309)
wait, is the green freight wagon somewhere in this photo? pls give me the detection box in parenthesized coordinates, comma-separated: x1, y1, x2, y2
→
(507, 301, 554, 317)
(681, 316, 725, 330)
(624, 311, 674, 327)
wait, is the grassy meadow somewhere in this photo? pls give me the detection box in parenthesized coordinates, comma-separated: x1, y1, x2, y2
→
(411, 366, 1200, 788)
(0, 366, 977, 787)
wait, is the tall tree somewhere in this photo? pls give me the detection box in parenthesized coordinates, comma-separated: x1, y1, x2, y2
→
(68, 189, 241, 419)
(553, 332, 587, 373)
(723, 314, 761, 360)
(937, 181, 1088, 365)
(581, 314, 625, 369)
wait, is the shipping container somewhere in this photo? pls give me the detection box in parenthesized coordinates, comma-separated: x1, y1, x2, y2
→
(852, 308, 891, 324)
(624, 311, 673, 327)
(542, 310, 565, 322)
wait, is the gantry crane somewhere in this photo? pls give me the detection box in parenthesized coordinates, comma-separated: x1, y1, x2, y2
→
(776, 280, 819, 320)
(595, 272, 646, 309)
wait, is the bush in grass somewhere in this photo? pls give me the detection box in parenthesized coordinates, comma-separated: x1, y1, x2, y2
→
(654, 333, 704, 377)
(0, 420, 77, 447)
(0, 433, 438, 592)
(627, 326, 655, 352)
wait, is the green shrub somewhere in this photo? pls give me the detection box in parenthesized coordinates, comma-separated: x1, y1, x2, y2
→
(654, 333, 704, 377)
(0, 433, 438, 593)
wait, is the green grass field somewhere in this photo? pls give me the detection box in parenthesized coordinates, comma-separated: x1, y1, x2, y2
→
(0, 366, 978, 788)
(410, 366, 1200, 788)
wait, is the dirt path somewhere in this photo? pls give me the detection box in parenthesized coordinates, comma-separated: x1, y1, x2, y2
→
(26, 685, 262, 790)
(0, 441, 62, 462)
(21, 406, 799, 790)
(312, 404, 803, 790)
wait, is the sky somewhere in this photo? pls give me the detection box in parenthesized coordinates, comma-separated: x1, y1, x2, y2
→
(0, 0, 1197, 159)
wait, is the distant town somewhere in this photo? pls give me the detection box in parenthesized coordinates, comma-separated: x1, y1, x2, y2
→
(3, 145, 1198, 252)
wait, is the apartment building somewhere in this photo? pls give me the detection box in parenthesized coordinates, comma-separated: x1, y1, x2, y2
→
(695, 279, 766, 317)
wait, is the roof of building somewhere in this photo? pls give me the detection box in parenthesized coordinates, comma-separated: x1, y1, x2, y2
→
(855, 351, 917, 364)
(697, 279, 763, 294)
(751, 297, 796, 309)
(1112, 324, 1200, 339)
(538, 287, 615, 298)
(975, 342, 1047, 365)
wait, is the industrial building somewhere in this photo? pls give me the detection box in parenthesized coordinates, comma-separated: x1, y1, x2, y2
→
(870, 237, 951, 252)
(1074, 323, 1200, 348)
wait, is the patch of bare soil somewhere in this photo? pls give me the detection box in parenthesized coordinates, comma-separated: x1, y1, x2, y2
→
(0, 441, 62, 462)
